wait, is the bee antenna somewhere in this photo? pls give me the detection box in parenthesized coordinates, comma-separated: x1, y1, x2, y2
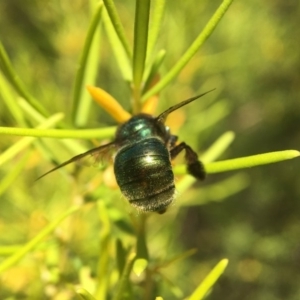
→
(156, 89, 215, 123)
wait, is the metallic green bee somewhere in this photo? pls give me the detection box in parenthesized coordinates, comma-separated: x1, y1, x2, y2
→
(38, 91, 212, 213)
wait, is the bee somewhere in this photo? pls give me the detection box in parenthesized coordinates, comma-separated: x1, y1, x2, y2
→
(38, 90, 213, 214)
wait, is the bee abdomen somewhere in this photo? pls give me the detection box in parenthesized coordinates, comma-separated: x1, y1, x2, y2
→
(114, 138, 175, 213)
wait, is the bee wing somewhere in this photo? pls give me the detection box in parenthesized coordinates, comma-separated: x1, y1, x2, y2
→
(36, 141, 116, 181)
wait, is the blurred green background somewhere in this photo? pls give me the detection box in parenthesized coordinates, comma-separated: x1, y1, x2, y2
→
(0, 0, 299, 299)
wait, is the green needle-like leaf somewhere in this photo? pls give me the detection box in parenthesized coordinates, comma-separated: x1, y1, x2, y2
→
(113, 252, 136, 300)
(143, 49, 166, 93)
(76, 288, 97, 300)
(0, 245, 23, 256)
(103, 7, 132, 80)
(93, 202, 112, 300)
(136, 215, 149, 260)
(147, 0, 166, 59)
(0, 125, 116, 139)
(132, 0, 151, 112)
(15, 97, 97, 157)
(0, 113, 64, 166)
(0, 42, 48, 116)
(175, 149, 298, 198)
(18, 97, 46, 123)
(0, 73, 26, 126)
(179, 173, 250, 206)
(142, 0, 235, 101)
(188, 259, 228, 300)
(175, 150, 299, 176)
(72, 3, 103, 125)
(116, 239, 127, 275)
(174, 131, 235, 178)
(0, 206, 79, 274)
(159, 248, 197, 269)
(133, 0, 151, 87)
(201, 131, 235, 163)
(103, 0, 132, 59)
(206, 150, 300, 174)
(0, 150, 31, 197)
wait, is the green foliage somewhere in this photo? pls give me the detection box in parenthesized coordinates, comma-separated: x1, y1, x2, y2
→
(0, 0, 299, 299)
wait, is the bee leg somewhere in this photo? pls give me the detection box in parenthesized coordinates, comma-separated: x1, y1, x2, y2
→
(169, 135, 178, 148)
(170, 142, 205, 180)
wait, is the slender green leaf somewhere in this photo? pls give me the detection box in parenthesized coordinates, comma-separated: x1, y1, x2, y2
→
(142, 0, 235, 101)
(94, 202, 111, 300)
(133, 0, 151, 87)
(174, 131, 235, 177)
(103, 0, 132, 58)
(0, 113, 64, 166)
(72, 3, 103, 125)
(179, 173, 250, 205)
(18, 97, 46, 123)
(0, 41, 48, 116)
(201, 131, 235, 163)
(175, 176, 197, 197)
(113, 252, 136, 300)
(116, 239, 127, 276)
(159, 248, 197, 269)
(136, 214, 149, 260)
(158, 271, 184, 298)
(175, 150, 299, 176)
(188, 259, 228, 300)
(0, 245, 23, 256)
(206, 150, 300, 174)
(175, 149, 297, 198)
(0, 73, 26, 126)
(132, 0, 151, 112)
(0, 150, 31, 197)
(73, 1, 103, 128)
(147, 0, 166, 59)
(0, 125, 116, 139)
(143, 49, 166, 93)
(17, 98, 91, 155)
(0, 206, 79, 274)
(103, 7, 132, 80)
(76, 288, 97, 300)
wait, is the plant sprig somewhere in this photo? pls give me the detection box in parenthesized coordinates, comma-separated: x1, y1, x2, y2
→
(0, 0, 298, 299)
